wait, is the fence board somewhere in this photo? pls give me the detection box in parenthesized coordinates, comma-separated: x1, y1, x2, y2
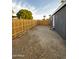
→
(12, 19, 48, 39)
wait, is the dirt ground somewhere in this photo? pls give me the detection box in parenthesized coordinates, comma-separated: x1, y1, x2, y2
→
(12, 26, 66, 59)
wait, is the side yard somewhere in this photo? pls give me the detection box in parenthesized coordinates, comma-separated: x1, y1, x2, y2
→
(13, 26, 66, 59)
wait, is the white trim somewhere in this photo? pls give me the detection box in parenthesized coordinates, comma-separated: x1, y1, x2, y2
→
(53, 15, 55, 28)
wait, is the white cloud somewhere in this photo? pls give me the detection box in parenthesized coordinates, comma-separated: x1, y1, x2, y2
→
(12, 1, 40, 19)
(12, 1, 59, 19)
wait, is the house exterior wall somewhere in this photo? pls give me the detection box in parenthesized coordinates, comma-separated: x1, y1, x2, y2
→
(53, 5, 66, 40)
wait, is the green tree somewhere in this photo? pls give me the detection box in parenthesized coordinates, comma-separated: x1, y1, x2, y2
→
(16, 9, 33, 19)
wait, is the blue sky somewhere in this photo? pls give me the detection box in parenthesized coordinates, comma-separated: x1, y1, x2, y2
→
(12, 0, 60, 19)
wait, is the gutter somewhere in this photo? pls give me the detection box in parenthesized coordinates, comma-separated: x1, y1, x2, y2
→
(52, 2, 66, 15)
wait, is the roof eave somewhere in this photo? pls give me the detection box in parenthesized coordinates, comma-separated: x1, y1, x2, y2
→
(52, 2, 66, 15)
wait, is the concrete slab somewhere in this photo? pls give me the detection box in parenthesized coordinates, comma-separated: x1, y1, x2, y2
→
(13, 26, 66, 59)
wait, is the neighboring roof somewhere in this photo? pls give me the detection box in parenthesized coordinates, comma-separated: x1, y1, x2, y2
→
(52, 2, 66, 15)
(12, 14, 16, 16)
(12, 10, 17, 16)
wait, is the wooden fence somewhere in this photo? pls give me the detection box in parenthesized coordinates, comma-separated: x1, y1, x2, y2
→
(12, 19, 49, 39)
(37, 20, 49, 26)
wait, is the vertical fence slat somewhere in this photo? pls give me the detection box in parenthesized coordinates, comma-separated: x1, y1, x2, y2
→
(12, 19, 48, 39)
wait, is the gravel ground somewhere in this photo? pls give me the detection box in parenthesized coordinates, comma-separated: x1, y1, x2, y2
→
(12, 26, 66, 59)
